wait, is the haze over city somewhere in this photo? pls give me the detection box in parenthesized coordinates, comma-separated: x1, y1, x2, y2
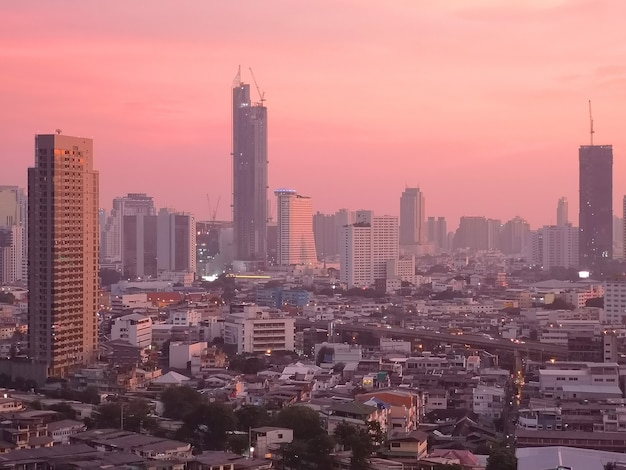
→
(4, 0, 626, 227)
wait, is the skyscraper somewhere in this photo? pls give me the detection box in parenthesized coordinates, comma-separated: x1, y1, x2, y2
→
(399, 188, 425, 247)
(557, 197, 569, 227)
(541, 224, 579, 270)
(232, 70, 268, 263)
(28, 134, 98, 376)
(340, 211, 399, 288)
(157, 208, 196, 274)
(122, 213, 157, 279)
(0, 186, 27, 281)
(579, 145, 613, 268)
(275, 189, 317, 265)
(454, 216, 489, 251)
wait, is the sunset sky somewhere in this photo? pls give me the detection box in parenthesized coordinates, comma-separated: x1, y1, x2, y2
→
(3, 0, 626, 229)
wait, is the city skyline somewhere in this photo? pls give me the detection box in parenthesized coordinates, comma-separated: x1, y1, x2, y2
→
(3, 2, 626, 229)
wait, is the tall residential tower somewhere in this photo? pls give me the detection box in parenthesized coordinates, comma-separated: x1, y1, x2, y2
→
(275, 189, 317, 265)
(232, 69, 268, 264)
(28, 134, 99, 377)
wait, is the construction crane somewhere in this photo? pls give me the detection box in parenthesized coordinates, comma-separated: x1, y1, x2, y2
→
(206, 194, 221, 222)
(589, 99, 595, 146)
(248, 67, 265, 105)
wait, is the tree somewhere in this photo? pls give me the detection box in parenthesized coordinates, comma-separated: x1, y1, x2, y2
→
(48, 403, 77, 420)
(99, 268, 122, 287)
(586, 296, 604, 308)
(273, 406, 325, 440)
(94, 399, 156, 433)
(0, 292, 15, 304)
(282, 433, 335, 470)
(235, 405, 270, 431)
(228, 354, 267, 374)
(226, 434, 249, 455)
(316, 346, 334, 366)
(161, 386, 204, 420)
(544, 297, 575, 310)
(486, 445, 517, 470)
(176, 402, 237, 451)
(333, 422, 374, 470)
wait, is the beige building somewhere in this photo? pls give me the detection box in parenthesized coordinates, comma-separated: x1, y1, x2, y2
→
(275, 189, 317, 265)
(28, 134, 99, 377)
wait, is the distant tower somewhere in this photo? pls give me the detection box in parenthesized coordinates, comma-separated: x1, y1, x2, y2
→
(557, 197, 569, 227)
(232, 69, 268, 264)
(29, 134, 99, 376)
(579, 103, 612, 268)
(399, 188, 425, 246)
(274, 189, 317, 265)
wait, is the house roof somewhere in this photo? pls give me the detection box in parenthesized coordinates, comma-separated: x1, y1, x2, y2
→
(329, 401, 377, 416)
(428, 449, 479, 466)
(517, 446, 626, 470)
(152, 371, 190, 385)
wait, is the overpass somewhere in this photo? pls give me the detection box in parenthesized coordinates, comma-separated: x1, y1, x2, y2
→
(296, 319, 569, 359)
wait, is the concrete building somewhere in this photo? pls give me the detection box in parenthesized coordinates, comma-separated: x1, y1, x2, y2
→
(425, 216, 447, 253)
(251, 427, 293, 460)
(29, 133, 99, 376)
(0, 186, 27, 282)
(232, 73, 268, 263)
(472, 386, 504, 419)
(541, 224, 579, 270)
(122, 213, 157, 279)
(340, 211, 399, 288)
(557, 197, 569, 227)
(102, 193, 155, 263)
(313, 211, 338, 261)
(399, 187, 425, 247)
(453, 216, 489, 251)
(224, 305, 295, 354)
(157, 208, 196, 275)
(274, 189, 317, 265)
(110, 313, 152, 348)
(539, 362, 621, 400)
(169, 341, 208, 370)
(0, 226, 24, 284)
(579, 144, 613, 268)
(604, 279, 626, 325)
(500, 216, 530, 255)
(169, 309, 202, 327)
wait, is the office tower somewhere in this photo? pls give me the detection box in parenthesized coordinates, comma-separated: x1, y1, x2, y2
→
(399, 188, 425, 247)
(313, 212, 337, 261)
(340, 211, 399, 288)
(122, 214, 157, 279)
(579, 144, 613, 268)
(557, 197, 569, 226)
(274, 189, 317, 265)
(29, 134, 98, 376)
(454, 216, 489, 251)
(157, 208, 196, 274)
(102, 193, 155, 262)
(426, 216, 448, 252)
(525, 230, 543, 266)
(232, 71, 268, 263)
(0, 186, 27, 281)
(614, 214, 624, 260)
(500, 216, 530, 255)
(0, 226, 23, 284)
(604, 279, 626, 325)
(540, 225, 579, 270)
(486, 219, 502, 251)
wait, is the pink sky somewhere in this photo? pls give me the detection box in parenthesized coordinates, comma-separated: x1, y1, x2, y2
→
(3, 0, 626, 229)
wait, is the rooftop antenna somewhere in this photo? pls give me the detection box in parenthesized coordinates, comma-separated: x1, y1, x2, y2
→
(589, 99, 595, 146)
(233, 65, 242, 87)
(55, 129, 62, 135)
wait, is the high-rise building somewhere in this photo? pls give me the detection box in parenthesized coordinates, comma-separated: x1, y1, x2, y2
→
(102, 193, 155, 262)
(399, 188, 425, 247)
(275, 189, 317, 266)
(541, 225, 579, 270)
(579, 144, 613, 268)
(313, 212, 337, 261)
(122, 214, 157, 279)
(426, 216, 448, 252)
(500, 216, 530, 255)
(340, 211, 399, 288)
(0, 186, 27, 281)
(157, 208, 196, 274)
(454, 216, 489, 251)
(0, 226, 23, 284)
(28, 134, 98, 376)
(557, 197, 569, 227)
(604, 279, 626, 325)
(232, 72, 268, 263)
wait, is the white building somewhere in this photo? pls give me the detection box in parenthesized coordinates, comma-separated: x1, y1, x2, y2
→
(169, 341, 207, 370)
(539, 362, 621, 399)
(604, 279, 626, 325)
(0, 225, 24, 284)
(541, 225, 579, 270)
(386, 256, 417, 284)
(340, 211, 399, 288)
(252, 427, 293, 459)
(157, 208, 196, 275)
(224, 305, 295, 354)
(472, 386, 504, 419)
(110, 313, 152, 348)
(169, 309, 202, 327)
(0, 186, 27, 282)
(314, 342, 362, 365)
(275, 189, 317, 265)
(110, 293, 151, 316)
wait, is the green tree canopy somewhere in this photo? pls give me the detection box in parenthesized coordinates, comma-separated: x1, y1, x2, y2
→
(333, 422, 375, 470)
(94, 399, 156, 433)
(235, 405, 270, 431)
(160, 386, 204, 420)
(176, 402, 237, 451)
(273, 405, 325, 441)
(486, 445, 517, 470)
